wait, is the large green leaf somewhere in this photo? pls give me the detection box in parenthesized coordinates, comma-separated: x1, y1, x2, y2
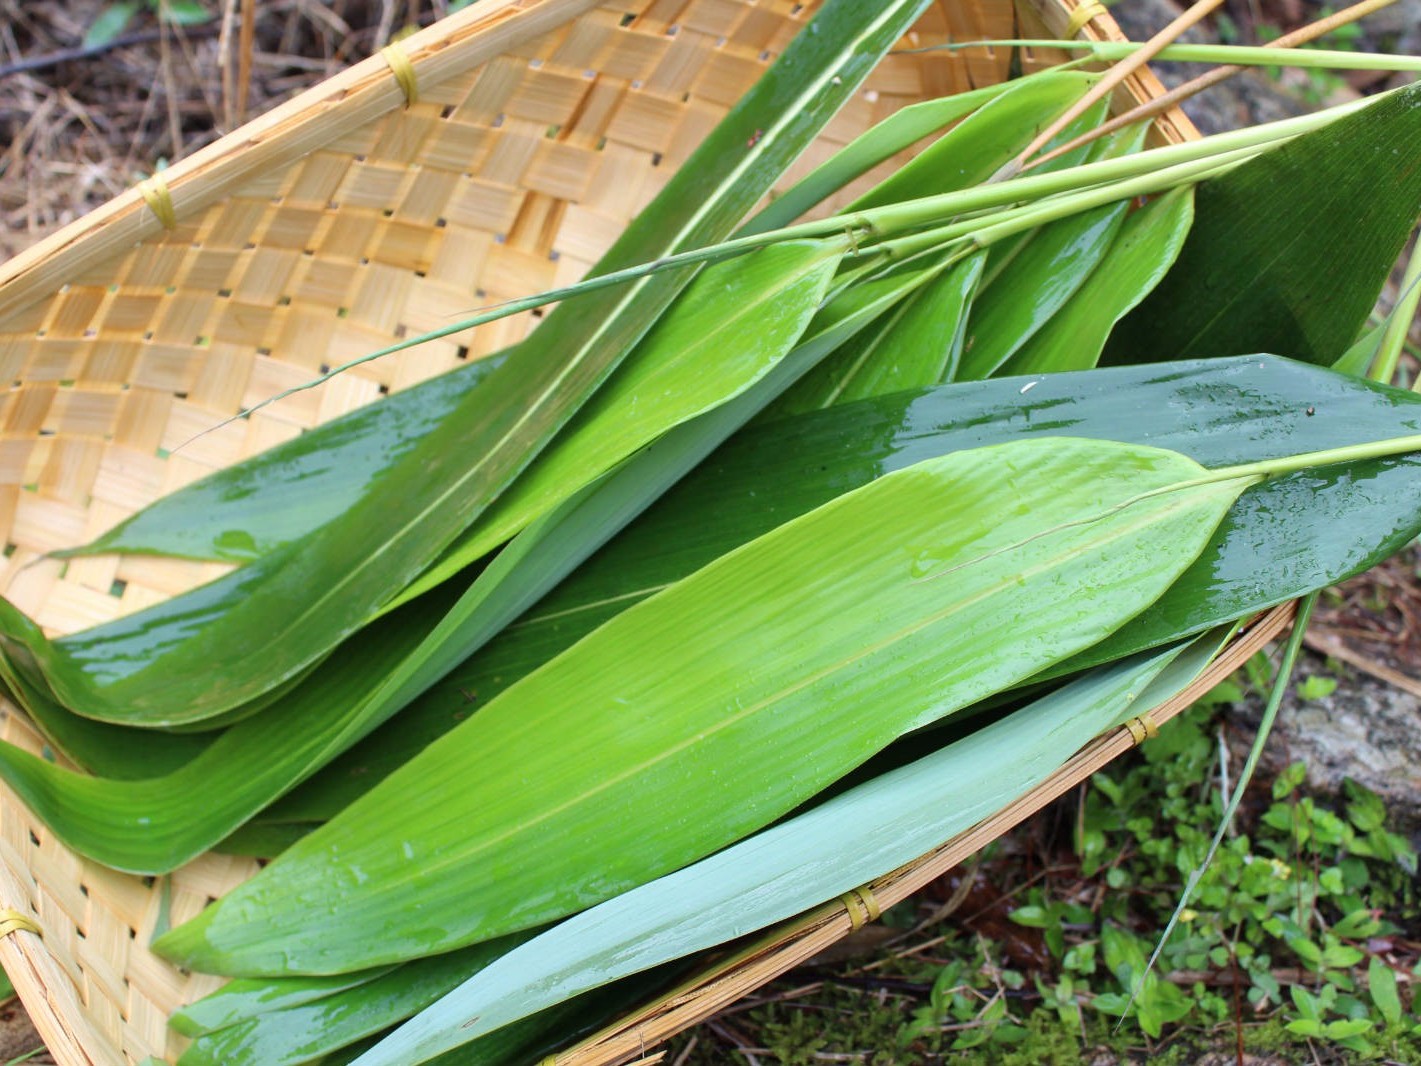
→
(1, 0, 933, 728)
(1104, 81, 1421, 365)
(155, 435, 1248, 977)
(266, 356, 1421, 825)
(356, 634, 1223, 1065)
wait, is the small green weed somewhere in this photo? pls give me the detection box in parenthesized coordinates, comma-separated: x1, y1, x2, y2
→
(669, 692, 1421, 1063)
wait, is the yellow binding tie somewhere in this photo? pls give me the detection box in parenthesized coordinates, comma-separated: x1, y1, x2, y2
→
(838, 886, 882, 931)
(1123, 715, 1160, 746)
(0, 909, 41, 939)
(1064, 1, 1108, 37)
(138, 173, 177, 231)
(381, 42, 420, 107)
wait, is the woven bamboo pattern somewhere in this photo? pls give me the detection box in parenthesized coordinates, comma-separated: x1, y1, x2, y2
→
(0, 0, 1196, 1061)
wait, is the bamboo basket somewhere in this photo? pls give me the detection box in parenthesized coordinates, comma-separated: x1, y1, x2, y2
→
(0, 1, 1212, 1062)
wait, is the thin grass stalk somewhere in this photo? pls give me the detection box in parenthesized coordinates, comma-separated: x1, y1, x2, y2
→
(1029, 0, 1403, 170)
(1377, 236, 1421, 387)
(1120, 594, 1318, 1026)
(182, 95, 1376, 440)
(1005, 0, 1228, 174)
(922, 40, 1421, 73)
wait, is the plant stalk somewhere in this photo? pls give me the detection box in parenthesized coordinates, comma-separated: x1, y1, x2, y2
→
(1375, 236, 1421, 387)
(934, 40, 1421, 73)
(180, 94, 1378, 444)
(1029, 0, 1403, 170)
(1121, 593, 1317, 1028)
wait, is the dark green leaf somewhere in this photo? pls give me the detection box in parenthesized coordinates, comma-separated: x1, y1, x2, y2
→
(1104, 82, 1421, 366)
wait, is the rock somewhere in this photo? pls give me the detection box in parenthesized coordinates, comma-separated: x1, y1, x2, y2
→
(1231, 651, 1421, 842)
(1107, 0, 1324, 135)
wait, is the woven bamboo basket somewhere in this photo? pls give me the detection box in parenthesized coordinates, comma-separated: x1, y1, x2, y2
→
(0, 0, 1221, 1061)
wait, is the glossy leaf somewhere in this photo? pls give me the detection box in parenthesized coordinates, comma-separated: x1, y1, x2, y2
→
(175, 936, 528, 1065)
(956, 199, 1130, 380)
(1104, 80, 1421, 366)
(999, 186, 1194, 377)
(170, 967, 399, 1039)
(783, 250, 986, 411)
(386, 238, 844, 607)
(848, 71, 1098, 210)
(156, 436, 1247, 976)
(60, 354, 510, 564)
(359, 635, 1223, 1063)
(1, 0, 932, 728)
(267, 356, 1421, 825)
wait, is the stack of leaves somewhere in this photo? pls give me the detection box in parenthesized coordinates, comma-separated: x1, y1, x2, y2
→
(2, 1, 1420, 1061)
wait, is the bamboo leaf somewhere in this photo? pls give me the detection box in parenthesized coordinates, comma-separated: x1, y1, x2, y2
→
(357, 634, 1225, 1064)
(170, 968, 400, 1039)
(998, 186, 1195, 377)
(155, 436, 1249, 977)
(741, 78, 1047, 235)
(265, 356, 1421, 825)
(839, 250, 986, 397)
(58, 354, 510, 564)
(1, 0, 931, 728)
(1104, 80, 1421, 365)
(174, 936, 528, 1066)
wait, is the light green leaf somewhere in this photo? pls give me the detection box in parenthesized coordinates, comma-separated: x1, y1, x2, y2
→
(83, 1, 137, 49)
(957, 200, 1130, 380)
(386, 239, 844, 608)
(156, 435, 1251, 976)
(848, 71, 1098, 210)
(356, 635, 1225, 1064)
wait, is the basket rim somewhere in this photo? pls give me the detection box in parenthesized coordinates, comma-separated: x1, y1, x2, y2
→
(0, 0, 602, 322)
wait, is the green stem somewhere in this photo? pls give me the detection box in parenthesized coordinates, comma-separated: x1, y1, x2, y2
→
(1374, 235, 1421, 387)
(178, 92, 1379, 446)
(1208, 431, 1421, 483)
(905, 39, 1421, 73)
(1123, 593, 1318, 1027)
(861, 91, 1371, 237)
